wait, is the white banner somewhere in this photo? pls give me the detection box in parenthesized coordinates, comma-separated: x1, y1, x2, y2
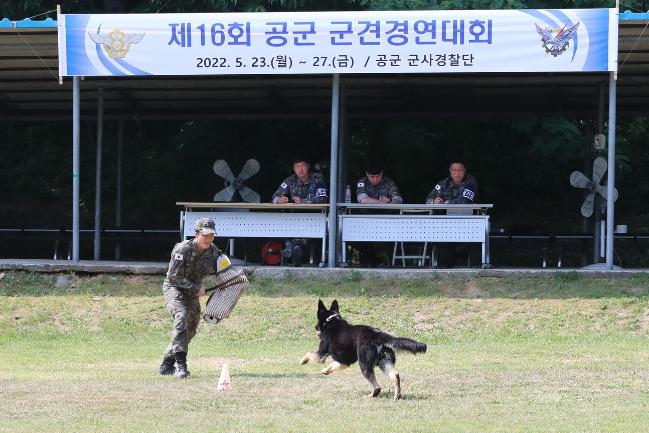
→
(58, 8, 617, 76)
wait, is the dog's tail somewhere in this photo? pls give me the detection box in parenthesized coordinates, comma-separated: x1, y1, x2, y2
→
(385, 337, 427, 354)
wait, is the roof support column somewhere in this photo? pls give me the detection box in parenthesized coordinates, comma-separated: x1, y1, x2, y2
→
(606, 71, 617, 270)
(594, 84, 605, 263)
(328, 74, 340, 268)
(72, 76, 80, 262)
(115, 120, 123, 260)
(337, 84, 347, 201)
(94, 88, 104, 260)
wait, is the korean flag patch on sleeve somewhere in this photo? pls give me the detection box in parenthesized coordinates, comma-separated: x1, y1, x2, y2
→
(434, 184, 441, 191)
(174, 253, 184, 261)
(357, 182, 365, 187)
(281, 182, 288, 189)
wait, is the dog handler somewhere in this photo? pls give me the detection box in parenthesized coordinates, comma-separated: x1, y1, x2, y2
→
(159, 218, 221, 378)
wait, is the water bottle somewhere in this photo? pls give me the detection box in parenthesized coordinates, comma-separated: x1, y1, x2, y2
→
(344, 184, 352, 203)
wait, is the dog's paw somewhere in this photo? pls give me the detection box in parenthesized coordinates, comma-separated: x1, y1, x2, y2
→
(365, 388, 381, 398)
(320, 367, 332, 375)
(300, 354, 310, 365)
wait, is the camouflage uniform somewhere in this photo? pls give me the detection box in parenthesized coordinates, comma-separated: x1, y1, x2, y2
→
(162, 239, 221, 357)
(426, 174, 477, 204)
(354, 175, 402, 266)
(356, 176, 403, 202)
(271, 172, 328, 265)
(271, 172, 329, 204)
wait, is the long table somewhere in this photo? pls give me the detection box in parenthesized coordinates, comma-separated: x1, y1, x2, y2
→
(177, 202, 329, 265)
(337, 203, 492, 268)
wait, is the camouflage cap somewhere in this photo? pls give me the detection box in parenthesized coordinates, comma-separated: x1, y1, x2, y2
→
(195, 218, 216, 235)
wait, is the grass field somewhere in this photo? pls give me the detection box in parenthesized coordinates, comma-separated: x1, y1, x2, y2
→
(1, 271, 649, 433)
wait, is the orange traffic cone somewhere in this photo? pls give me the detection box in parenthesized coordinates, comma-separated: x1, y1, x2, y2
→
(217, 363, 232, 391)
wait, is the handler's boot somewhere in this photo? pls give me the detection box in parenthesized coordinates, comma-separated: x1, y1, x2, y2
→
(174, 352, 190, 378)
(159, 354, 176, 376)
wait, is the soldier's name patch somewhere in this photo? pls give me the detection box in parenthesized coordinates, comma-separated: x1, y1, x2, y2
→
(462, 189, 476, 200)
(174, 253, 184, 260)
(315, 188, 327, 197)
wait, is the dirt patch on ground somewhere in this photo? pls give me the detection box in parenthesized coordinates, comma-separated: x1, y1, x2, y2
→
(441, 279, 483, 298)
(638, 308, 649, 331)
(413, 311, 435, 330)
(52, 315, 72, 332)
(626, 286, 648, 296)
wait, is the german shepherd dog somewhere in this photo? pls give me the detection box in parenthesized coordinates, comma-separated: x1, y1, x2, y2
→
(300, 299, 427, 400)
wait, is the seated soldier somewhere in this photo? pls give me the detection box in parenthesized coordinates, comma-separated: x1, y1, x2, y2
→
(356, 161, 403, 204)
(426, 160, 477, 204)
(353, 161, 402, 266)
(271, 155, 328, 266)
(426, 159, 478, 267)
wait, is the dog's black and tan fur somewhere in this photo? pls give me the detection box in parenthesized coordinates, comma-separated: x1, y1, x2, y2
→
(300, 299, 426, 400)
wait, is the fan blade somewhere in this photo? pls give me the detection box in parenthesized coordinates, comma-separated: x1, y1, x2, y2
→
(569, 171, 591, 188)
(238, 159, 260, 182)
(592, 157, 607, 186)
(213, 160, 235, 182)
(580, 192, 595, 217)
(596, 185, 618, 202)
(213, 185, 235, 202)
(239, 185, 260, 203)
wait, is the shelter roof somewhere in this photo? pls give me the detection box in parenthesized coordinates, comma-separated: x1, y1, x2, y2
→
(0, 12, 648, 120)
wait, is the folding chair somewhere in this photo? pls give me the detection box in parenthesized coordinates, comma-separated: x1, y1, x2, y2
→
(391, 209, 432, 267)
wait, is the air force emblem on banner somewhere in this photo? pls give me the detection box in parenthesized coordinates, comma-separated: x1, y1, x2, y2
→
(535, 22, 579, 57)
(88, 28, 145, 59)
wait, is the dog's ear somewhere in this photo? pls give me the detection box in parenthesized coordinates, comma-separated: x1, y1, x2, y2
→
(318, 299, 326, 313)
(330, 299, 339, 313)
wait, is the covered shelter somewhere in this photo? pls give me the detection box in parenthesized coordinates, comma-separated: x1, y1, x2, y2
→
(1, 8, 648, 269)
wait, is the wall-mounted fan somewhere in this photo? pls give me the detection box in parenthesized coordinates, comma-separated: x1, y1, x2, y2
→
(213, 159, 260, 203)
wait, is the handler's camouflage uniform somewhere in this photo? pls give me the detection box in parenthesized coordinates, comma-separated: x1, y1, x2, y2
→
(162, 239, 221, 356)
(426, 174, 477, 204)
(271, 172, 329, 203)
(356, 176, 403, 202)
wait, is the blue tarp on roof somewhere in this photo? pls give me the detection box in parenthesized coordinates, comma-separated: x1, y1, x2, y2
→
(620, 10, 649, 20)
(0, 10, 646, 29)
(0, 17, 56, 28)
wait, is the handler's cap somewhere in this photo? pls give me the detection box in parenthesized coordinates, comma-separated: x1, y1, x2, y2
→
(195, 218, 216, 235)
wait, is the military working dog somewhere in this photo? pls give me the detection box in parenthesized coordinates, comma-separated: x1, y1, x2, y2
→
(300, 299, 426, 400)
